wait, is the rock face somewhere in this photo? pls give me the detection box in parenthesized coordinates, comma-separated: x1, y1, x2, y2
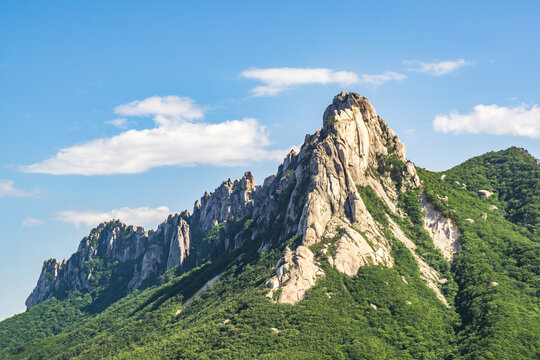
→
(26, 259, 64, 308)
(478, 189, 494, 198)
(26, 170, 256, 309)
(420, 193, 461, 262)
(26, 92, 452, 309)
(265, 92, 419, 303)
(269, 245, 323, 304)
(26, 216, 190, 308)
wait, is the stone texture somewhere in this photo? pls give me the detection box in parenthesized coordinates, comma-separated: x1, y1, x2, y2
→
(420, 193, 461, 262)
(166, 217, 190, 271)
(266, 93, 418, 304)
(27, 92, 452, 309)
(390, 219, 449, 307)
(268, 245, 323, 304)
(478, 189, 494, 198)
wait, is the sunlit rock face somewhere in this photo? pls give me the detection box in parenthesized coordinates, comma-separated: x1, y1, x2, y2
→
(266, 92, 422, 304)
(420, 193, 461, 262)
(28, 92, 451, 309)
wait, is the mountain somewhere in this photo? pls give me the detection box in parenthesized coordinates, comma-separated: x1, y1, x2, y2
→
(25, 91, 424, 309)
(1, 93, 538, 359)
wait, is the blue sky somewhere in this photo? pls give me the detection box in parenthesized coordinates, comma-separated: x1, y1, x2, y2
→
(1, 1, 539, 319)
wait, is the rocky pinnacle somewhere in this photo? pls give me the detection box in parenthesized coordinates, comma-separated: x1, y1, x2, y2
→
(27, 93, 457, 309)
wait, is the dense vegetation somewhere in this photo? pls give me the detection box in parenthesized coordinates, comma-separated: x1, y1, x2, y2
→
(0, 294, 91, 352)
(357, 185, 457, 301)
(431, 147, 539, 236)
(418, 148, 539, 359)
(0, 147, 537, 359)
(0, 241, 457, 359)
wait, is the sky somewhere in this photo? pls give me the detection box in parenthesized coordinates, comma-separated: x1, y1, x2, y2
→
(1, 0, 539, 320)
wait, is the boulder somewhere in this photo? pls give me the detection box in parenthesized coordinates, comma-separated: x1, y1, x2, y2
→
(478, 189, 494, 198)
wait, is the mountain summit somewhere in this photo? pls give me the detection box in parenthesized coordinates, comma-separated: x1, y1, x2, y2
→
(5, 93, 537, 359)
(26, 92, 454, 308)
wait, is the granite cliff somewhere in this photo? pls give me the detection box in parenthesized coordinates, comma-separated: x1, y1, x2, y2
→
(26, 92, 459, 309)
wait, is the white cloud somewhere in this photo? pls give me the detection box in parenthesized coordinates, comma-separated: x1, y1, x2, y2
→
(241, 67, 360, 96)
(360, 71, 407, 86)
(56, 206, 172, 229)
(0, 180, 34, 198)
(405, 59, 471, 76)
(241, 67, 407, 96)
(20, 96, 291, 175)
(22, 119, 287, 175)
(22, 217, 43, 227)
(433, 103, 540, 138)
(105, 118, 128, 129)
(114, 95, 204, 126)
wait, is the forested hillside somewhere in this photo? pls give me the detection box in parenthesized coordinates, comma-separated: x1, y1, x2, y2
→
(1, 92, 538, 359)
(419, 147, 539, 359)
(0, 147, 537, 359)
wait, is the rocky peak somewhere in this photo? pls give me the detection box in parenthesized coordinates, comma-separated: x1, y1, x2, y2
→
(294, 92, 419, 243)
(322, 92, 409, 175)
(27, 92, 448, 311)
(323, 91, 377, 127)
(25, 259, 63, 308)
(193, 171, 256, 232)
(266, 92, 429, 304)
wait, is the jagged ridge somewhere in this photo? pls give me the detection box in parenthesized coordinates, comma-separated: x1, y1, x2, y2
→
(27, 92, 458, 309)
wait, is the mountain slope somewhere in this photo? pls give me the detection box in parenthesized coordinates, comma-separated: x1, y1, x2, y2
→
(0, 93, 538, 359)
(1, 242, 458, 359)
(24, 91, 425, 311)
(419, 150, 540, 359)
(435, 147, 539, 235)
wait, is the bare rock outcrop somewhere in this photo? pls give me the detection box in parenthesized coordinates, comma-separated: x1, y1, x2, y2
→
(267, 245, 323, 304)
(192, 172, 256, 233)
(166, 216, 190, 271)
(330, 218, 392, 276)
(478, 189, 494, 198)
(27, 92, 453, 309)
(26, 172, 258, 308)
(266, 92, 418, 304)
(420, 193, 461, 262)
(25, 259, 64, 308)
